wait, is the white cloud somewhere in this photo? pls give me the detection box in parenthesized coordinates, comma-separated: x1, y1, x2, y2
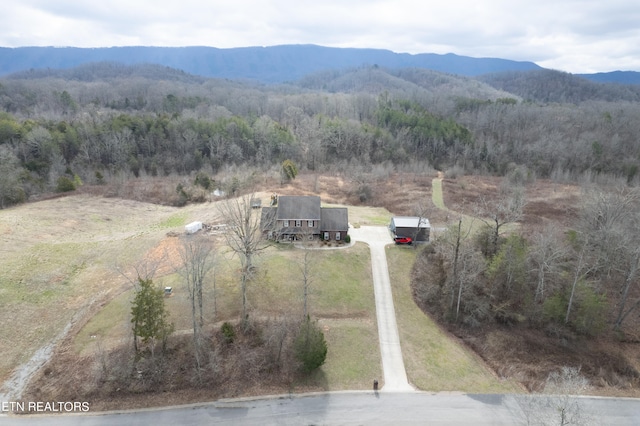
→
(0, 0, 639, 73)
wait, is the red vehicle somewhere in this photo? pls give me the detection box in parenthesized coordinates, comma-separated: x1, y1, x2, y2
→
(394, 236, 412, 245)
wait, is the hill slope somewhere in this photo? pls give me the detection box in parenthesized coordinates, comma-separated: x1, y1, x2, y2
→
(478, 69, 640, 103)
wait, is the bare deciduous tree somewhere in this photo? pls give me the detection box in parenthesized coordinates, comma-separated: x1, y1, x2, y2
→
(577, 187, 640, 330)
(296, 228, 317, 319)
(518, 366, 593, 426)
(528, 224, 567, 303)
(219, 193, 268, 328)
(611, 218, 640, 330)
(443, 218, 474, 321)
(475, 183, 525, 257)
(179, 234, 214, 329)
(178, 234, 214, 373)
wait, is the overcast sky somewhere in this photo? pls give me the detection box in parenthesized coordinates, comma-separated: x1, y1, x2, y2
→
(2, 0, 639, 73)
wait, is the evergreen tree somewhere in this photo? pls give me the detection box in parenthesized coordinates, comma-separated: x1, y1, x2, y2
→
(131, 277, 174, 356)
(294, 317, 328, 373)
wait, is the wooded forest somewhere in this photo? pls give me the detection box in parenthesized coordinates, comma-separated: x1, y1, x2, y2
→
(1, 63, 640, 208)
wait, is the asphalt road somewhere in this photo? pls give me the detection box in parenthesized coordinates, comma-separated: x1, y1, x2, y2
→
(4, 391, 640, 425)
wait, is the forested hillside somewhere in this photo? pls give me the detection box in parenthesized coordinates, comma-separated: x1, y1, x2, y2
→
(479, 69, 640, 103)
(1, 62, 640, 208)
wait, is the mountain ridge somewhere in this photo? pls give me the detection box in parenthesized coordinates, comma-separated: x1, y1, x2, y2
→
(1, 44, 638, 85)
(0, 45, 542, 83)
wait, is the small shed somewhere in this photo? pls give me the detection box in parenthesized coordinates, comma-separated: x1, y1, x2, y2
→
(185, 221, 203, 234)
(390, 216, 430, 242)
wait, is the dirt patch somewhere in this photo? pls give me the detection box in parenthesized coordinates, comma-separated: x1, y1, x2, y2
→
(142, 233, 184, 276)
(442, 175, 581, 227)
(457, 326, 640, 397)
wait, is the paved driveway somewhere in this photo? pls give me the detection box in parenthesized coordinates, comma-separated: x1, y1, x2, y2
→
(349, 226, 413, 392)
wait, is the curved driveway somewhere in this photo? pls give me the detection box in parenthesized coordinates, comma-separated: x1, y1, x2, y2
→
(349, 225, 413, 392)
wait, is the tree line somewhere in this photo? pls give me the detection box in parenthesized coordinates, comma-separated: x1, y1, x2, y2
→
(1, 64, 640, 208)
(413, 179, 640, 337)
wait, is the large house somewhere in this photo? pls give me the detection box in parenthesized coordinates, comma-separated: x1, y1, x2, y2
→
(261, 195, 349, 242)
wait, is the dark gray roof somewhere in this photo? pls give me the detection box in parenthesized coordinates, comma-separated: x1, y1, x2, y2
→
(260, 207, 277, 231)
(321, 207, 348, 231)
(276, 196, 321, 220)
(391, 216, 430, 228)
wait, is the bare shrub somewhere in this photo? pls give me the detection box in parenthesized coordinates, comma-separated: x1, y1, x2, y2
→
(445, 164, 465, 179)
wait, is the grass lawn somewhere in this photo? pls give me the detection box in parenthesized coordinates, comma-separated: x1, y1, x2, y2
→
(300, 318, 381, 391)
(70, 239, 382, 392)
(386, 245, 521, 393)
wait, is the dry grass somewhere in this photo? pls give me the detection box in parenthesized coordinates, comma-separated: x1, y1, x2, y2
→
(0, 195, 182, 383)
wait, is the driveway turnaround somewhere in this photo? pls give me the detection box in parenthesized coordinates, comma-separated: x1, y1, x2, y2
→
(349, 225, 414, 391)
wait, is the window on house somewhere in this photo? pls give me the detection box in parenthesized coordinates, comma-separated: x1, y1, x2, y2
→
(336, 232, 341, 241)
(283, 220, 289, 227)
(324, 232, 329, 240)
(295, 220, 301, 227)
(308, 220, 314, 227)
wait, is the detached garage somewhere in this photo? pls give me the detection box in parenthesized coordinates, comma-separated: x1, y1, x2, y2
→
(390, 216, 430, 242)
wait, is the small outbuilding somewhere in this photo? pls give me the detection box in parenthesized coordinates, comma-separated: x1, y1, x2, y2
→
(390, 216, 430, 242)
(185, 221, 203, 234)
(251, 198, 262, 209)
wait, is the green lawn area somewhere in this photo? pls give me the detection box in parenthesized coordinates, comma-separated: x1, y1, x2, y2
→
(73, 240, 383, 391)
(386, 245, 520, 393)
(300, 318, 381, 391)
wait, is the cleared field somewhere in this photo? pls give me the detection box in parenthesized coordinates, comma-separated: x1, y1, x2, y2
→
(0, 195, 186, 384)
